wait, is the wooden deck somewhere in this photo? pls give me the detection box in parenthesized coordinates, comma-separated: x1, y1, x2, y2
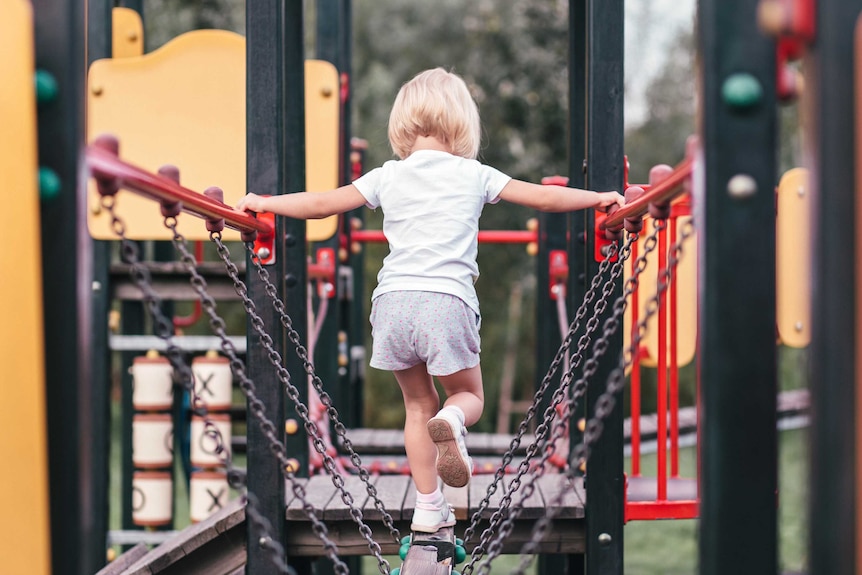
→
(108, 474, 585, 575)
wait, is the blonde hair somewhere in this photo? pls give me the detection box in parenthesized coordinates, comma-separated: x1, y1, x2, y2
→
(387, 68, 481, 160)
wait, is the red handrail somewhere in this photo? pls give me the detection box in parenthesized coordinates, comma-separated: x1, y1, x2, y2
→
(601, 157, 693, 230)
(86, 137, 273, 237)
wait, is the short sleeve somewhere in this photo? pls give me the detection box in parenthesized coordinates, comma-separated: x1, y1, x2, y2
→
(352, 166, 383, 209)
(478, 164, 512, 204)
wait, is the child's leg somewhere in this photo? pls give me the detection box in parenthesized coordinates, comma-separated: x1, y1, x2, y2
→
(436, 364, 484, 426)
(426, 364, 484, 488)
(393, 362, 441, 495)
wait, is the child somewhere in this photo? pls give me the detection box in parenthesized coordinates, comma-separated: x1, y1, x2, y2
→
(236, 68, 624, 533)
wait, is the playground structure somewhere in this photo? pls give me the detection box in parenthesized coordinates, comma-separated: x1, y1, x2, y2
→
(4, 0, 860, 574)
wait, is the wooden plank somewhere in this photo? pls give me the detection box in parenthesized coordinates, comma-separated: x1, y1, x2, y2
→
(443, 484, 469, 521)
(323, 475, 372, 521)
(362, 474, 410, 521)
(96, 543, 149, 575)
(508, 474, 545, 519)
(286, 476, 332, 520)
(400, 526, 456, 575)
(535, 474, 585, 519)
(468, 474, 506, 520)
(283, 518, 584, 556)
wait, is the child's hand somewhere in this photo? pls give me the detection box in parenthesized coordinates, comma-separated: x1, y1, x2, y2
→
(595, 191, 625, 212)
(236, 193, 268, 213)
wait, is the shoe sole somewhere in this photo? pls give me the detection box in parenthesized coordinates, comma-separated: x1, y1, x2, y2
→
(427, 418, 471, 488)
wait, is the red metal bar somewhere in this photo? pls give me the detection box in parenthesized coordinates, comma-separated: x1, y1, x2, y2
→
(600, 157, 693, 230)
(625, 500, 699, 522)
(350, 229, 538, 244)
(670, 216, 680, 478)
(86, 143, 273, 237)
(657, 220, 668, 502)
(630, 239, 641, 477)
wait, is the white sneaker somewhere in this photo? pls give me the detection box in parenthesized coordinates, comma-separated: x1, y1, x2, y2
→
(427, 411, 472, 488)
(411, 502, 456, 533)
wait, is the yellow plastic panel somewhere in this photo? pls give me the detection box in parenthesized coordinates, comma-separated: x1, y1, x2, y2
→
(776, 168, 811, 348)
(0, 2, 52, 573)
(112, 7, 143, 58)
(88, 30, 246, 240)
(623, 217, 698, 368)
(88, 29, 339, 241)
(304, 59, 339, 240)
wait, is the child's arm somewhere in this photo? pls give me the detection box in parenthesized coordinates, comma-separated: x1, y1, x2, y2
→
(498, 179, 624, 213)
(236, 184, 367, 219)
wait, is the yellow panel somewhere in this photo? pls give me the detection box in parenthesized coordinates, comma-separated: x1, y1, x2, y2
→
(304, 59, 339, 240)
(88, 30, 339, 241)
(776, 167, 811, 348)
(112, 7, 143, 58)
(623, 217, 698, 368)
(0, 2, 52, 573)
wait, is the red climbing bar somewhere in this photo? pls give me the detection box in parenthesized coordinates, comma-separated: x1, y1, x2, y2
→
(600, 157, 693, 230)
(670, 216, 681, 478)
(630, 239, 642, 478)
(351, 229, 538, 244)
(86, 142, 273, 237)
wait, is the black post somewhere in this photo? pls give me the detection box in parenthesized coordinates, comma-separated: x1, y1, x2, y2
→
(246, 0, 306, 572)
(87, 0, 113, 567)
(806, 0, 861, 573)
(555, 1, 588, 573)
(583, 0, 625, 573)
(33, 0, 96, 573)
(698, 0, 778, 573)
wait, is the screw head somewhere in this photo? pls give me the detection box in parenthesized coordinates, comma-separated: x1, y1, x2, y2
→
(598, 532, 612, 546)
(727, 174, 758, 199)
(256, 247, 271, 260)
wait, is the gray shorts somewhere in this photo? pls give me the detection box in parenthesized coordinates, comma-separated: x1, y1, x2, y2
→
(369, 291, 481, 376)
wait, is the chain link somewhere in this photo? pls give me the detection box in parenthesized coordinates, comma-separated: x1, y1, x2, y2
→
(160, 218, 353, 574)
(510, 218, 695, 575)
(460, 242, 620, 553)
(465, 234, 640, 575)
(100, 197, 294, 573)
(207, 234, 391, 574)
(246, 245, 402, 546)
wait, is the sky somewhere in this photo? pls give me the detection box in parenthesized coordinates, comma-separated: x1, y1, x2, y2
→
(624, 0, 696, 126)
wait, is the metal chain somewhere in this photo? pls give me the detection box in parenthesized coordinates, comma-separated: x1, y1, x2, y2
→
(99, 195, 292, 573)
(465, 233, 642, 575)
(510, 218, 695, 575)
(209, 234, 391, 575)
(246, 245, 402, 545)
(460, 242, 619, 551)
(160, 218, 351, 574)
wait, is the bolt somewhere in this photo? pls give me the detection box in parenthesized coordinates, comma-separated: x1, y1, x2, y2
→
(91, 85, 104, 96)
(285, 233, 297, 247)
(600, 244, 612, 256)
(256, 247, 271, 260)
(285, 274, 298, 288)
(797, 186, 805, 197)
(322, 86, 333, 98)
(727, 174, 757, 199)
(721, 73, 763, 110)
(795, 321, 803, 332)
(285, 419, 299, 435)
(259, 536, 270, 548)
(92, 281, 102, 292)
(598, 533, 612, 546)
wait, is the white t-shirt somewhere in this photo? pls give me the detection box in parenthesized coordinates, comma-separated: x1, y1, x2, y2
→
(352, 149, 512, 314)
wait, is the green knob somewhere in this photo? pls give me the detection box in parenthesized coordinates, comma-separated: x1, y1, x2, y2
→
(399, 542, 410, 560)
(38, 166, 61, 200)
(455, 538, 464, 546)
(400, 535, 412, 546)
(455, 545, 467, 563)
(391, 568, 400, 575)
(721, 73, 763, 110)
(35, 69, 59, 104)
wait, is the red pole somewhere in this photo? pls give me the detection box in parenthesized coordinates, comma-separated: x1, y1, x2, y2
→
(670, 215, 680, 478)
(657, 218, 668, 502)
(630, 239, 641, 477)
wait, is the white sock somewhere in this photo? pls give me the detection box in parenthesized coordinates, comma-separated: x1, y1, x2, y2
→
(415, 487, 445, 509)
(438, 405, 465, 427)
